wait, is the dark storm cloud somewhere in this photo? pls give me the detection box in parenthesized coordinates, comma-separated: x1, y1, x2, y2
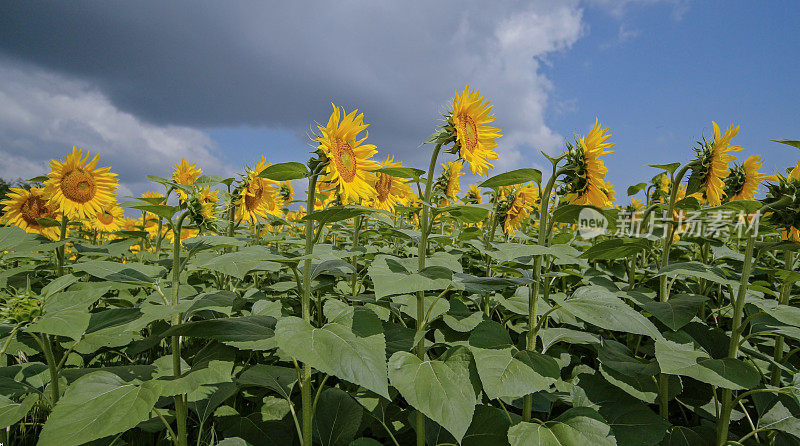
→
(0, 1, 584, 179)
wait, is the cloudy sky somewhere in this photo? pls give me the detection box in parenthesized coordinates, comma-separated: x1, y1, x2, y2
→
(1, 1, 798, 200)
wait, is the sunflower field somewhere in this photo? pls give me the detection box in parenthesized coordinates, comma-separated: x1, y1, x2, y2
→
(1, 86, 800, 446)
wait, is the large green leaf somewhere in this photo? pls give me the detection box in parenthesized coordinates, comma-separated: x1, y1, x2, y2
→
(38, 371, 161, 446)
(556, 287, 664, 340)
(71, 260, 165, 284)
(507, 408, 616, 446)
(479, 168, 542, 188)
(258, 161, 309, 180)
(580, 238, 650, 260)
(275, 302, 388, 398)
(0, 394, 37, 429)
(388, 351, 477, 442)
(628, 292, 707, 331)
(367, 253, 460, 299)
(304, 206, 380, 224)
(194, 249, 281, 279)
(312, 387, 363, 446)
(655, 340, 760, 390)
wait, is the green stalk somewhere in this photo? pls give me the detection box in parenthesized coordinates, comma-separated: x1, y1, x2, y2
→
(715, 231, 756, 446)
(171, 213, 189, 446)
(351, 215, 363, 297)
(301, 172, 319, 446)
(56, 216, 68, 276)
(522, 166, 564, 421)
(415, 142, 443, 446)
(770, 250, 794, 386)
(40, 334, 60, 405)
(657, 163, 693, 419)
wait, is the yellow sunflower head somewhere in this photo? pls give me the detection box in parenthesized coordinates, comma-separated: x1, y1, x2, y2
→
(689, 122, 743, 206)
(650, 173, 672, 203)
(0, 186, 61, 239)
(90, 205, 124, 232)
(234, 158, 279, 224)
(316, 103, 379, 203)
(369, 156, 412, 213)
(725, 154, 768, 202)
(503, 184, 540, 236)
(464, 184, 483, 204)
(278, 181, 294, 207)
(141, 191, 165, 204)
(434, 160, 464, 200)
(761, 164, 800, 240)
(119, 217, 141, 232)
(44, 147, 118, 219)
(188, 187, 219, 229)
(562, 119, 615, 208)
(172, 159, 203, 200)
(445, 86, 502, 176)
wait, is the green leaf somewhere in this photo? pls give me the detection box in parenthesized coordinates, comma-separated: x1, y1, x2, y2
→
(258, 162, 309, 180)
(507, 408, 616, 446)
(757, 402, 800, 438)
(433, 204, 491, 223)
(462, 405, 514, 446)
(312, 387, 363, 446)
(580, 238, 650, 260)
(628, 291, 707, 331)
(126, 204, 178, 220)
(367, 253, 460, 299)
(648, 162, 682, 174)
(38, 371, 161, 446)
(0, 394, 37, 429)
(161, 316, 275, 344)
(772, 139, 800, 150)
(627, 182, 648, 196)
(479, 168, 542, 189)
(470, 347, 559, 400)
(556, 287, 664, 340)
(194, 249, 281, 279)
(376, 166, 425, 179)
(304, 206, 380, 224)
(237, 365, 297, 399)
(654, 261, 738, 288)
(388, 351, 477, 442)
(275, 303, 389, 398)
(71, 260, 165, 284)
(655, 340, 760, 389)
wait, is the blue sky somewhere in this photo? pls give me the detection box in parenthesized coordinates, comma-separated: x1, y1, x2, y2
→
(1, 1, 798, 201)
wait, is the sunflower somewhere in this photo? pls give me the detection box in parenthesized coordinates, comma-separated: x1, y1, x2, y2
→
(141, 191, 165, 205)
(188, 187, 219, 228)
(0, 186, 61, 239)
(790, 158, 800, 180)
(90, 205, 124, 232)
(172, 159, 203, 200)
(44, 147, 118, 219)
(316, 104, 379, 202)
(463, 184, 483, 204)
(725, 154, 768, 201)
(278, 181, 294, 207)
(447, 86, 502, 176)
(435, 160, 464, 200)
(119, 217, 141, 232)
(504, 184, 539, 236)
(234, 158, 279, 224)
(689, 122, 743, 206)
(762, 165, 800, 243)
(562, 120, 615, 208)
(369, 156, 412, 213)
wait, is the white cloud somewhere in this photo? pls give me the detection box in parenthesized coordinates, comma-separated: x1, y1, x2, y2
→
(0, 63, 232, 196)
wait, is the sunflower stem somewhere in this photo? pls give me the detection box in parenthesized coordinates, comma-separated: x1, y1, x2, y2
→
(56, 216, 68, 276)
(415, 142, 443, 446)
(523, 165, 563, 422)
(171, 212, 189, 446)
(770, 250, 794, 386)
(351, 215, 363, 298)
(716, 231, 756, 446)
(301, 171, 319, 446)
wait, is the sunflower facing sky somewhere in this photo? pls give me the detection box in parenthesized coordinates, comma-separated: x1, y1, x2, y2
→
(90, 205, 124, 233)
(463, 184, 483, 204)
(690, 122, 743, 206)
(44, 147, 118, 220)
(563, 119, 615, 208)
(172, 158, 203, 200)
(235, 157, 279, 224)
(0, 186, 61, 239)
(447, 86, 502, 176)
(278, 181, 294, 207)
(435, 160, 464, 200)
(188, 186, 219, 228)
(504, 184, 539, 236)
(317, 104, 379, 203)
(725, 154, 769, 201)
(370, 156, 412, 213)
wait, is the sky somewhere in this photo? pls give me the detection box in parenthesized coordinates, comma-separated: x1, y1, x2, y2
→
(0, 0, 798, 202)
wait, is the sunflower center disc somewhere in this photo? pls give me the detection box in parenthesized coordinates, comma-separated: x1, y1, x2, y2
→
(334, 139, 357, 182)
(458, 114, 479, 153)
(61, 169, 97, 203)
(20, 196, 52, 226)
(97, 210, 115, 225)
(245, 185, 263, 211)
(376, 173, 391, 200)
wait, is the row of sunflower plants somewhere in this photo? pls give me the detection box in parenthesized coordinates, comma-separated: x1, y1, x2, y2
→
(0, 86, 799, 446)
